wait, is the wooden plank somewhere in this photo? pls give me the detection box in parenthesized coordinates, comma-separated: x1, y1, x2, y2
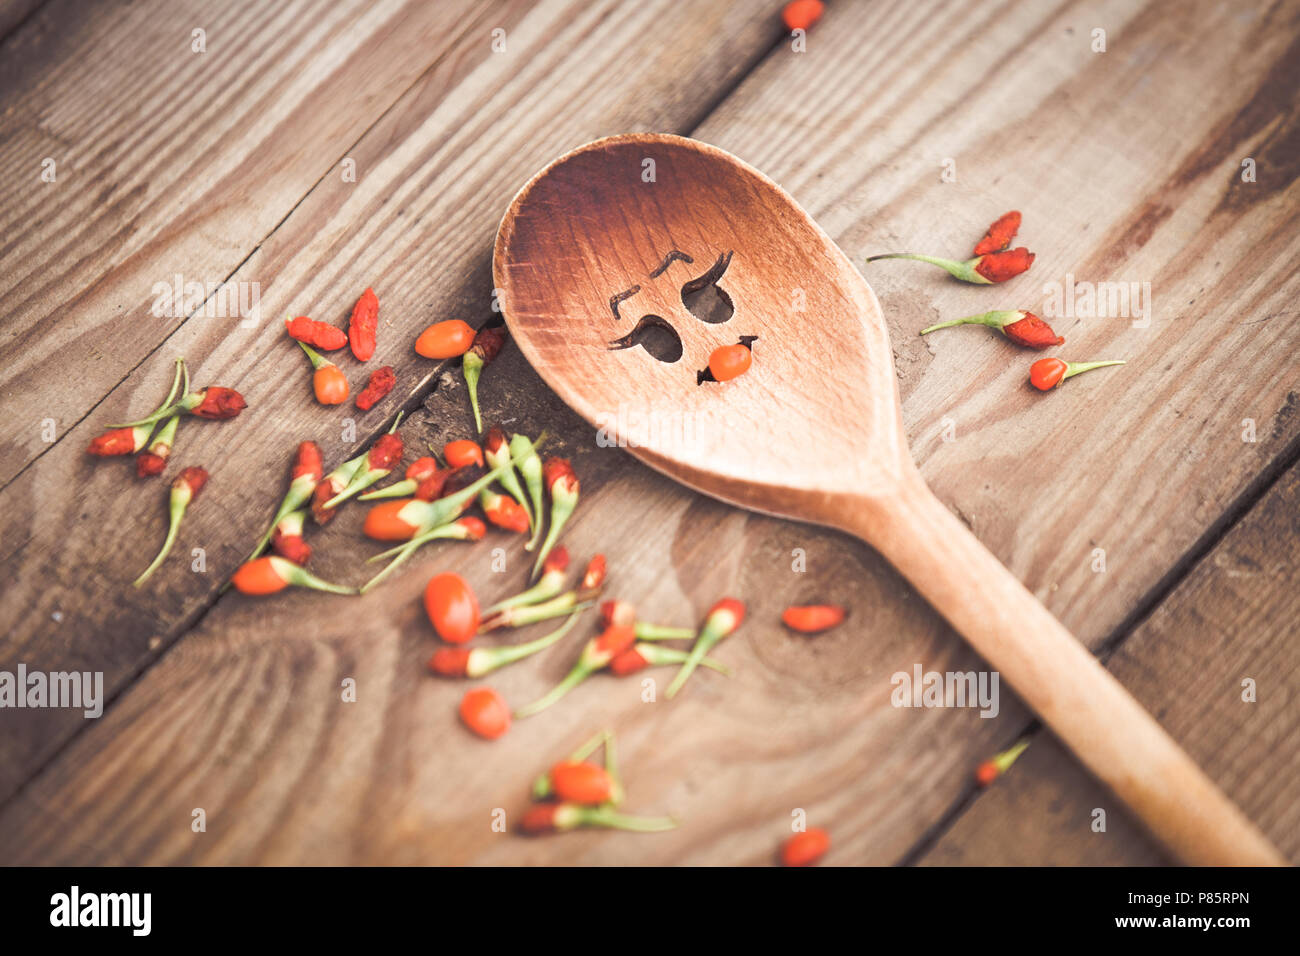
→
(693, 0, 1300, 647)
(0, 346, 999, 865)
(0, 0, 539, 796)
(2, 0, 1298, 865)
(676, 0, 1299, 859)
(0, 0, 520, 486)
(0, 0, 43, 40)
(0, 0, 787, 807)
(918, 461, 1300, 864)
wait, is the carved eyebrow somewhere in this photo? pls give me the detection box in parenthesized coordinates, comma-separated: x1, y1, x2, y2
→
(681, 251, 733, 296)
(609, 284, 641, 320)
(648, 249, 694, 278)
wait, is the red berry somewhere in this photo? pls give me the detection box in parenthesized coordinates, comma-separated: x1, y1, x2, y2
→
(459, 687, 510, 739)
(782, 0, 824, 32)
(781, 604, 845, 633)
(424, 572, 479, 643)
(1029, 357, 1068, 391)
(550, 761, 615, 805)
(708, 343, 752, 382)
(781, 828, 831, 866)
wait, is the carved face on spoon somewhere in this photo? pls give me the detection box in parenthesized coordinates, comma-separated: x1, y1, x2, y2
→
(492, 132, 895, 502)
(605, 247, 755, 383)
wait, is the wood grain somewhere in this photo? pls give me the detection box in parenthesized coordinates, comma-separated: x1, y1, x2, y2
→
(0, 0, 787, 806)
(494, 133, 1279, 863)
(0, 0, 43, 40)
(1, 0, 1297, 864)
(919, 462, 1300, 865)
(494, 133, 904, 506)
(679, 0, 1299, 861)
(0, 0, 519, 486)
(693, 0, 1300, 648)
(0, 348, 1001, 865)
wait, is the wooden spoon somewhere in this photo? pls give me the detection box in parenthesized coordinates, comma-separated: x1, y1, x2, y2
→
(493, 133, 1283, 866)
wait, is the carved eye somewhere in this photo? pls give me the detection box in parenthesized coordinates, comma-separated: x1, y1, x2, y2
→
(681, 251, 734, 325)
(607, 314, 682, 363)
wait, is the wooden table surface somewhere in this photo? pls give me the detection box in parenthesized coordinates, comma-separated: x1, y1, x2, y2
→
(1, 0, 1296, 866)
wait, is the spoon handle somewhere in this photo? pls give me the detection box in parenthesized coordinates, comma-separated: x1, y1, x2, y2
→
(847, 473, 1284, 866)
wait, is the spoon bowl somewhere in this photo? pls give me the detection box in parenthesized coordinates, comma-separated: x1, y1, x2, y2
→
(493, 133, 905, 522)
(494, 133, 1283, 866)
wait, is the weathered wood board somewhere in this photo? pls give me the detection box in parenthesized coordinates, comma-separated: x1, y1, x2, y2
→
(0, 0, 1296, 864)
(0, 0, 529, 485)
(920, 463, 1300, 865)
(0, 0, 788, 801)
(0, 0, 41, 40)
